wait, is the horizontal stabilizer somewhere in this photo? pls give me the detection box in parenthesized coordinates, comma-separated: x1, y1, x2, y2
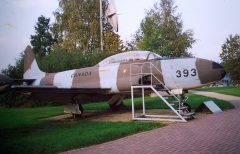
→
(12, 79, 36, 85)
(0, 74, 13, 92)
(0, 74, 13, 86)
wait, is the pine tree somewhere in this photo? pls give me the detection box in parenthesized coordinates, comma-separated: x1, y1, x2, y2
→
(30, 15, 56, 56)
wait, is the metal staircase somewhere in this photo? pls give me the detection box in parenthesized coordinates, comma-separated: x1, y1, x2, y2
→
(130, 62, 195, 122)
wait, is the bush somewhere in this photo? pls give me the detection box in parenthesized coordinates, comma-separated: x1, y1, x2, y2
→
(37, 49, 113, 72)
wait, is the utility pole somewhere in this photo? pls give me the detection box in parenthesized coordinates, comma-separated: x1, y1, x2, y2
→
(100, 0, 103, 51)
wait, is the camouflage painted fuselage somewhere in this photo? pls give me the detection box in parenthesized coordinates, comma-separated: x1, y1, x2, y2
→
(36, 58, 225, 93)
(21, 46, 226, 95)
(1, 46, 226, 105)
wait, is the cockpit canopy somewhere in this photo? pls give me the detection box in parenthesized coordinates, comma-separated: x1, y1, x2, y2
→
(98, 51, 162, 66)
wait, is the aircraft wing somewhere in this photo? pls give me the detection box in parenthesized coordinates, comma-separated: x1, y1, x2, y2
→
(11, 85, 112, 94)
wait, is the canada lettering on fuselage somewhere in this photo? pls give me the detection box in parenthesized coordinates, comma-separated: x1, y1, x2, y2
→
(71, 72, 92, 78)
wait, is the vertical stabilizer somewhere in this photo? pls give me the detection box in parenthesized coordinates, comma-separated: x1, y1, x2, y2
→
(23, 45, 45, 85)
(106, 0, 118, 32)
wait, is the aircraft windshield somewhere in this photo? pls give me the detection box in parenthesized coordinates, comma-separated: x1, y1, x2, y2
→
(98, 51, 162, 66)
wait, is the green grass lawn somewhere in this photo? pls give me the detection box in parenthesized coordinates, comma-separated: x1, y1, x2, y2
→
(195, 86, 240, 97)
(83, 94, 234, 111)
(0, 106, 63, 129)
(187, 94, 234, 110)
(0, 94, 234, 154)
(0, 106, 163, 154)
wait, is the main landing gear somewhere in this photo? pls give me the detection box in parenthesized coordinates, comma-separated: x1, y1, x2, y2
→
(64, 97, 84, 118)
(72, 104, 84, 118)
(108, 94, 126, 111)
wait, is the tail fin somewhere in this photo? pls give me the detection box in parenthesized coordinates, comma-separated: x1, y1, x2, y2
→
(23, 46, 45, 85)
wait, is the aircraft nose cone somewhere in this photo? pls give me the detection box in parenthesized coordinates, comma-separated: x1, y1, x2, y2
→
(196, 58, 226, 84)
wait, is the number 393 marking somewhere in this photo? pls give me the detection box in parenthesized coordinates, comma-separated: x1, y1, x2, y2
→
(176, 69, 197, 78)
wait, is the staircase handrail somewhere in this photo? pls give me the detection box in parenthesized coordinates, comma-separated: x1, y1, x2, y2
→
(130, 62, 180, 101)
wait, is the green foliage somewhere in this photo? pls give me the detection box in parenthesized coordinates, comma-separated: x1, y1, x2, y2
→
(30, 15, 56, 56)
(0, 53, 25, 107)
(37, 48, 112, 72)
(53, 0, 124, 54)
(0, 106, 163, 154)
(0, 91, 29, 107)
(0, 49, 112, 78)
(195, 86, 240, 97)
(135, 0, 195, 57)
(220, 34, 240, 84)
(2, 1, 126, 77)
(1, 53, 24, 79)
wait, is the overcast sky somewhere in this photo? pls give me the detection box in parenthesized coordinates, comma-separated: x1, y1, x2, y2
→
(0, 0, 240, 70)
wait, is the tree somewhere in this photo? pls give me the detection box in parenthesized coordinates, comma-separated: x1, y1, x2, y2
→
(52, 0, 124, 54)
(103, 22, 125, 54)
(135, 0, 195, 57)
(1, 53, 24, 79)
(30, 15, 56, 56)
(220, 34, 240, 84)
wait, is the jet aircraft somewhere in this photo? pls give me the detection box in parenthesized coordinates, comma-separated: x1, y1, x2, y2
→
(0, 46, 226, 117)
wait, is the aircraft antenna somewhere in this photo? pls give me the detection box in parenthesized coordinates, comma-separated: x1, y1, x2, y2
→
(100, 0, 103, 51)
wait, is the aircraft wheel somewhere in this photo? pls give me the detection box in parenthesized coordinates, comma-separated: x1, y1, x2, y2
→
(73, 104, 84, 118)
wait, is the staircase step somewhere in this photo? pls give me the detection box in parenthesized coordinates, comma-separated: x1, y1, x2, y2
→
(158, 89, 169, 91)
(155, 83, 164, 87)
(176, 107, 188, 111)
(155, 88, 165, 91)
(179, 106, 188, 110)
(170, 100, 180, 104)
(181, 112, 195, 116)
(183, 113, 196, 120)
